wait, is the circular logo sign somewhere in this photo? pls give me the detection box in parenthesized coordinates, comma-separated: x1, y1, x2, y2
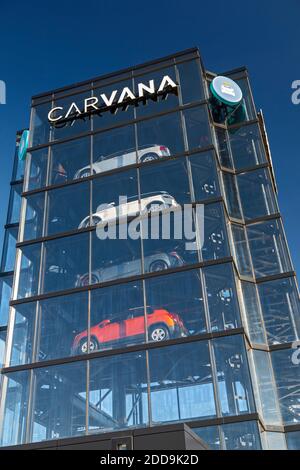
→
(18, 130, 30, 161)
(210, 76, 243, 106)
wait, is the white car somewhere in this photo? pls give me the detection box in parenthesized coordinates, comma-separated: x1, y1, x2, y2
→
(78, 191, 179, 228)
(74, 144, 170, 179)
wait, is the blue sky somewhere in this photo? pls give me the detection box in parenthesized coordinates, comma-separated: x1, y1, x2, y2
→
(0, 0, 299, 275)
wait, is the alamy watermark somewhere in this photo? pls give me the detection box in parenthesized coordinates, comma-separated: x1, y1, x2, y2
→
(291, 80, 300, 104)
(0, 80, 6, 104)
(291, 340, 300, 365)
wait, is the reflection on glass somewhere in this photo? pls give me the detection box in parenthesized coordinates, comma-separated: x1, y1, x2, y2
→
(190, 151, 220, 202)
(222, 421, 261, 450)
(89, 351, 148, 432)
(258, 277, 300, 345)
(241, 282, 266, 344)
(32, 362, 87, 441)
(7, 184, 22, 225)
(0, 370, 30, 446)
(213, 335, 255, 417)
(23, 193, 45, 241)
(31, 103, 51, 147)
(247, 219, 292, 278)
(183, 106, 211, 151)
(177, 59, 204, 105)
(1, 227, 18, 272)
(145, 269, 206, 338)
(10, 302, 36, 366)
(17, 244, 41, 299)
(50, 136, 91, 184)
(0, 274, 13, 326)
(149, 341, 216, 423)
(222, 173, 242, 220)
(231, 225, 252, 277)
(27, 148, 49, 190)
(42, 233, 89, 294)
(193, 425, 220, 450)
(201, 203, 229, 261)
(204, 263, 241, 333)
(286, 431, 300, 450)
(228, 123, 266, 170)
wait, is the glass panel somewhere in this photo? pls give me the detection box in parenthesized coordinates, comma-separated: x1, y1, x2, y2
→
(89, 351, 148, 432)
(140, 158, 191, 205)
(26, 148, 49, 191)
(241, 282, 266, 344)
(190, 151, 220, 201)
(46, 182, 90, 236)
(23, 193, 45, 241)
(228, 123, 266, 170)
(251, 350, 281, 425)
(177, 59, 204, 105)
(237, 168, 278, 220)
(1, 226, 18, 272)
(38, 292, 88, 361)
(264, 432, 286, 450)
(42, 233, 89, 294)
(135, 66, 178, 117)
(247, 219, 292, 278)
(49, 136, 91, 185)
(258, 277, 300, 345)
(193, 425, 220, 450)
(13, 147, 26, 181)
(183, 106, 212, 151)
(30, 102, 52, 147)
(32, 362, 87, 442)
(10, 302, 36, 366)
(222, 173, 242, 219)
(90, 226, 142, 285)
(91, 169, 138, 228)
(88, 281, 144, 353)
(272, 349, 300, 425)
(230, 75, 256, 121)
(222, 421, 261, 450)
(201, 203, 229, 261)
(286, 431, 300, 450)
(215, 127, 233, 168)
(0, 274, 13, 326)
(0, 329, 6, 367)
(203, 263, 241, 333)
(149, 341, 216, 423)
(231, 225, 252, 277)
(7, 183, 22, 224)
(145, 269, 206, 339)
(137, 112, 184, 157)
(92, 124, 136, 175)
(0, 370, 30, 446)
(17, 244, 41, 299)
(51, 91, 92, 142)
(92, 79, 134, 130)
(213, 335, 255, 416)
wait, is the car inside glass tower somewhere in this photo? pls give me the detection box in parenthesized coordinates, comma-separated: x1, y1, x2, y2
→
(0, 48, 299, 450)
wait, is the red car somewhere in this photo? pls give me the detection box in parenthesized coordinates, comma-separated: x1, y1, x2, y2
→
(72, 307, 188, 354)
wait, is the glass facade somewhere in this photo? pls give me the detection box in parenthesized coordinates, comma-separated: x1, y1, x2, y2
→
(0, 48, 299, 450)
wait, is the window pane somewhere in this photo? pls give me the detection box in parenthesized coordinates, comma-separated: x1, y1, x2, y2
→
(10, 302, 36, 366)
(1, 226, 18, 272)
(88, 281, 144, 353)
(13, 147, 26, 181)
(32, 362, 87, 441)
(237, 168, 278, 220)
(90, 227, 142, 285)
(228, 123, 266, 170)
(17, 244, 41, 299)
(49, 136, 91, 185)
(137, 112, 184, 157)
(222, 421, 261, 450)
(89, 351, 148, 432)
(231, 225, 252, 277)
(149, 341, 216, 423)
(258, 277, 300, 345)
(177, 59, 204, 105)
(201, 203, 229, 261)
(272, 349, 300, 425)
(135, 66, 178, 117)
(38, 292, 88, 361)
(190, 151, 220, 201)
(145, 269, 206, 339)
(26, 148, 49, 191)
(30, 103, 51, 147)
(213, 335, 255, 416)
(42, 233, 89, 294)
(0, 274, 13, 326)
(46, 182, 90, 236)
(203, 263, 241, 333)
(183, 106, 212, 151)
(0, 370, 30, 447)
(215, 127, 233, 168)
(241, 282, 266, 344)
(140, 158, 191, 205)
(23, 193, 45, 241)
(222, 173, 242, 220)
(7, 183, 22, 224)
(193, 425, 220, 450)
(286, 431, 300, 450)
(247, 219, 292, 278)
(92, 125, 136, 175)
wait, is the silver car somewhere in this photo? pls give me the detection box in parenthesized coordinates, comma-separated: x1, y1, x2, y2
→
(74, 144, 170, 179)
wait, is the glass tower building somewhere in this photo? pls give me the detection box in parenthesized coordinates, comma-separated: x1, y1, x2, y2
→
(0, 48, 299, 450)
